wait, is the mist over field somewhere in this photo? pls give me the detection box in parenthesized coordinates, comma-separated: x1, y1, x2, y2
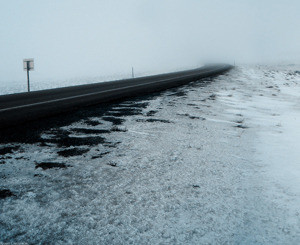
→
(0, 0, 300, 85)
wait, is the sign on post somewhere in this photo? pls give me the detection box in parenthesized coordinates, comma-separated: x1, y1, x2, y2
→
(23, 58, 34, 92)
(23, 59, 34, 71)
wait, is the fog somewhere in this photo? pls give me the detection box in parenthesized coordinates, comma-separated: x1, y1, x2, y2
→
(0, 0, 299, 84)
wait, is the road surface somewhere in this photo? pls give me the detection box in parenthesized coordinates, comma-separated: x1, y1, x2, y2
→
(0, 64, 232, 128)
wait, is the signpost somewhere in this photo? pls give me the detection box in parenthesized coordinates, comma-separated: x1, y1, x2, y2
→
(23, 58, 34, 92)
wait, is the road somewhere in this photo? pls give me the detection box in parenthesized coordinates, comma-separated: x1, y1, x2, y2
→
(0, 64, 232, 128)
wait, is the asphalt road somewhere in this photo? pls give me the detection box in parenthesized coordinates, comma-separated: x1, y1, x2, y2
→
(0, 64, 232, 129)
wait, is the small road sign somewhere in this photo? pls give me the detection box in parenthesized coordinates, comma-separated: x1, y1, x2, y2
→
(23, 58, 34, 92)
(23, 59, 34, 71)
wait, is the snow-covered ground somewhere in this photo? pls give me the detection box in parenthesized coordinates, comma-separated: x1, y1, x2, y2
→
(0, 65, 299, 244)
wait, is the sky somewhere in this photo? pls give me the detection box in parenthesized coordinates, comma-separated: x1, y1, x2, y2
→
(0, 0, 300, 84)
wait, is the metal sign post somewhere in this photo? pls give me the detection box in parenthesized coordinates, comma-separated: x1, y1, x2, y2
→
(23, 58, 34, 92)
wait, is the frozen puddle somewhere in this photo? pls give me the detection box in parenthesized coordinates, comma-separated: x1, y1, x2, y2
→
(1, 65, 300, 244)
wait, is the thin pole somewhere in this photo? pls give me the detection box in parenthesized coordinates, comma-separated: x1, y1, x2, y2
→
(132, 67, 134, 78)
(27, 61, 30, 92)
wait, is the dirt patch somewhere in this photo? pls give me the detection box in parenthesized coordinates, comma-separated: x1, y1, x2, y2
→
(169, 91, 187, 97)
(146, 110, 158, 116)
(102, 116, 125, 125)
(208, 94, 217, 100)
(45, 129, 107, 147)
(103, 142, 121, 148)
(235, 125, 249, 129)
(107, 162, 117, 167)
(235, 119, 244, 124)
(177, 113, 205, 120)
(91, 151, 110, 159)
(57, 148, 90, 157)
(137, 118, 173, 123)
(107, 107, 144, 117)
(84, 119, 102, 126)
(0, 146, 20, 155)
(71, 128, 110, 134)
(119, 102, 149, 108)
(111, 126, 127, 132)
(35, 162, 69, 170)
(0, 189, 15, 199)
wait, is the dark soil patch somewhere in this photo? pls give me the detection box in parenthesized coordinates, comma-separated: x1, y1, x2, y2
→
(107, 107, 144, 116)
(15, 156, 26, 160)
(177, 113, 205, 120)
(36, 162, 69, 170)
(235, 120, 244, 124)
(235, 125, 249, 129)
(287, 71, 300, 76)
(104, 112, 126, 117)
(189, 116, 203, 120)
(137, 118, 172, 123)
(0, 189, 15, 199)
(54, 136, 106, 147)
(146, 110, 158, 116)
(208, 94, 217, 100)
(57, 148, 90, 157)
(45, 129, 107, 147)
(102, 116, 125, 125)
(84, 119, 102, 126)
(103, 142, 121, 148)
(118, 102, 149, 108)
(91, 151, 110, 159)
(39, 142, 52, 147)
(71, 128, 110, 134)
(107, 162, 117, 167)
(169, 91, 187, 97)
(111, 126, 127, 132)
(0, 146, 20, 155)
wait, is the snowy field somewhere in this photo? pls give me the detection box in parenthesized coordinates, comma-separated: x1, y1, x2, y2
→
(0, 65, 300, 244)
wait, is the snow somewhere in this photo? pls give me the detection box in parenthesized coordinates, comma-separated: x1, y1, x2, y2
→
(1, 65, 300, 244)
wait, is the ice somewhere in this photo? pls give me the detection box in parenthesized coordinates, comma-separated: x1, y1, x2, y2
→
(1, 65, 300, 244)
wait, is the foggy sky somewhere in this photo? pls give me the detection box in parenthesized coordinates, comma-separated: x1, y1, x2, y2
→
(1, 0, 300, 83)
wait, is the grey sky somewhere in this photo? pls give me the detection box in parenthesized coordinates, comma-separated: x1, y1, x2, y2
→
(0, 0, 299, 83)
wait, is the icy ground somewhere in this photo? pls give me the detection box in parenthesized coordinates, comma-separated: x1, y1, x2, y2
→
(1, 65, 300, 244)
